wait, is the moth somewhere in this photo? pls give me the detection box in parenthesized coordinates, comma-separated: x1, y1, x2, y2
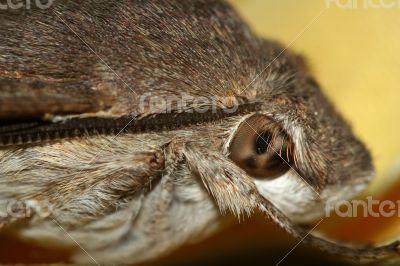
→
(0, 0, 398, 264)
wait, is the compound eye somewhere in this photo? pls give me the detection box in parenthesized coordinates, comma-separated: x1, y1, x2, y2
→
(229, 115, 293, 179)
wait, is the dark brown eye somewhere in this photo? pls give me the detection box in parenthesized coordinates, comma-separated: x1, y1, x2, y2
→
(229, 115, 293, 179)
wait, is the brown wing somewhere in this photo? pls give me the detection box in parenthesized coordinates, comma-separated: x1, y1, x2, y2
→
(0, 5, 118, 121)
(0, 1, 264, 121)
(0, 77, 114, 119)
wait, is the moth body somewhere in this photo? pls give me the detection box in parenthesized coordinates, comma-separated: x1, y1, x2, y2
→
(0, 0, 398, 264)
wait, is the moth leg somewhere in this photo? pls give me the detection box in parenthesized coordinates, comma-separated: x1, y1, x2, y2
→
(257, 195, 400, 259)
(182, 143, 400, 259)
(182, 143, 259, 217)
(72, 140, 191, 264)
(0, 138, 168, 232)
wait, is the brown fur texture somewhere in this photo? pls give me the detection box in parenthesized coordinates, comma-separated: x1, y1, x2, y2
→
(0, 0, 398, 264)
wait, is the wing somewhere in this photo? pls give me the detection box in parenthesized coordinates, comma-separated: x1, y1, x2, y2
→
(0, 3, 132, 122)
(0, 0, 265, 120)
(0, 77, 114, 119)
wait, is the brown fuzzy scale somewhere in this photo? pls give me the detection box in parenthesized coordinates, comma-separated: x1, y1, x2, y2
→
(0, 0, 398, 265)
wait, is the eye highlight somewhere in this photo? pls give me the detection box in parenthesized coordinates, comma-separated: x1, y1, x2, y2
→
(229, 115, 294, 179)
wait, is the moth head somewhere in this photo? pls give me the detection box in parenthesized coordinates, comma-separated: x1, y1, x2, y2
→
(225, 109, 373, 223)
